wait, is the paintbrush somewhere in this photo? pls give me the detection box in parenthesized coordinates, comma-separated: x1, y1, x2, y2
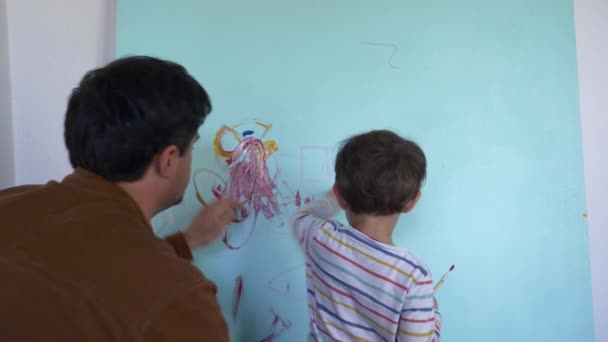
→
(433, 264, 455, 294)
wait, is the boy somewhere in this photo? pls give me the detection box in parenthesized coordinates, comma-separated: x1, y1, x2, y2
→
(292, 130, 441, 341)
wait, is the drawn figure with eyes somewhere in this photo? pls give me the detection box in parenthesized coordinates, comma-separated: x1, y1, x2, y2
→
(193, 120, 280, 249)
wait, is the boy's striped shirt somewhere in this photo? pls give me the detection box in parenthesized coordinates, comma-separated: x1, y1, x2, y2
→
(292, 199, 441, 342)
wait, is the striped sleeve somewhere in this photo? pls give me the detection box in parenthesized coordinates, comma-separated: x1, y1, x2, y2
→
(398, 273, 441, 342)
(291, 197, 341, 249)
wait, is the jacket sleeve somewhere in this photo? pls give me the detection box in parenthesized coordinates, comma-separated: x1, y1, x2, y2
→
(163, 233, 193, 261)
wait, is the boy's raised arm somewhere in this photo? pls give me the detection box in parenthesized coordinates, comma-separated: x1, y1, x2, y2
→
(291, 193, 341, 248)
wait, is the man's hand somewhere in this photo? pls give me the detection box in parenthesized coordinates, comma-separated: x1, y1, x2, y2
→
(183, 199, 240, 250)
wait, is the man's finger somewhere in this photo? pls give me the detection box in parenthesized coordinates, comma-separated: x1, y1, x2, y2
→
(229, 199, 244, 210)
(225, 208, 237, 222)
(217, 206, 237, 224)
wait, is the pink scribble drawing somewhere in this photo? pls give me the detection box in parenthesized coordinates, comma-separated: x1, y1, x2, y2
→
(193, 120, 296, 249)
(259, 309, 292, 342)
(233, 275, 244, 321)
(193, 120, 318, 248)
(224, 131, 280, 220)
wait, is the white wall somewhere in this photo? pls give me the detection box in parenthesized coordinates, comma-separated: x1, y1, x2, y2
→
(6, 0, 115, 185)
(0, 0, 14, 189)
(2, 0, 606, 340)
(575, 0, 608, 340)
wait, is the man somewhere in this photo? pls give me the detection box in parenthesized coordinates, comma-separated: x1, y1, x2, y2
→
(0, 56, 237, 341)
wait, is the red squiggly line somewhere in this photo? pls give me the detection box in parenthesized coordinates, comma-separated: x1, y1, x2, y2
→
(233, 276, 243, 320)
(221, 212, 257, 250)
(193, 168, 227, 207)
(259, 309, 292, 342)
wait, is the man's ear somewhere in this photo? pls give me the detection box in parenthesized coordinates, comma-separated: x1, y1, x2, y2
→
(332, 185, 349, 210)
(403, 191, 422, 213)
(155, 145, 180, 178)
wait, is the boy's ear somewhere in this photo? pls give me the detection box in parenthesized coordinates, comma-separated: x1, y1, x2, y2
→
(332, 185, 348, 210)
(402, 191, 422, 213)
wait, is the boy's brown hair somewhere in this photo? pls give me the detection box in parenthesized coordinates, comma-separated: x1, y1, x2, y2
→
(334, 130, 427, 215)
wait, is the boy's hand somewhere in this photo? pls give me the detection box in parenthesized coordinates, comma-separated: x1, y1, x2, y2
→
(183, 199, 240, 250)
(433, 297, 439, 310)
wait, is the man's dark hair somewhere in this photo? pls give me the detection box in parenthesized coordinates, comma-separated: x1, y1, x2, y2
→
(64, 56, 211, 182)
(334, 130, 427, 215)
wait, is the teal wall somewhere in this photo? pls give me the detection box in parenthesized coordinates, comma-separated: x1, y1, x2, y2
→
(118, 1, 594, 340)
